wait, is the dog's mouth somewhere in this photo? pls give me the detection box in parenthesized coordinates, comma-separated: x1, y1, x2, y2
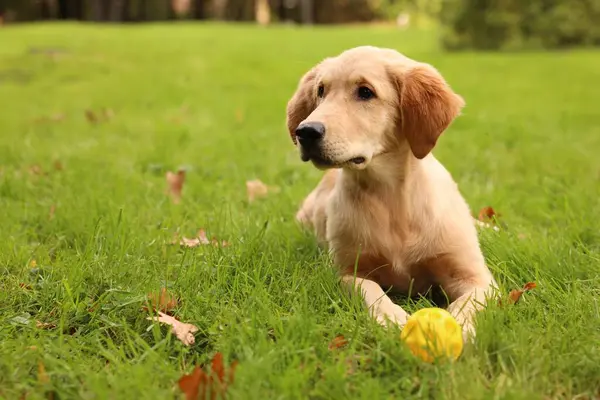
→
(302, 152, 368, 169)
(348, 156, 366, 165)
(299, 144, 369, 169)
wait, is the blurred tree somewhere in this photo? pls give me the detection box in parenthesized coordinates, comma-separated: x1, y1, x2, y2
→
(299, 0, 313, 24)
(90, 0, 109, 21)
(108, 0, 129, 21)
(441, 0, 600, 50)
(193, 0, 204, 19)
(40, 0, 53, 19)
(57, 0, 84, 19)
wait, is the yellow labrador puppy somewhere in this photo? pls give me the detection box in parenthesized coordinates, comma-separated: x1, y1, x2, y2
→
(287, 46, 496, 341)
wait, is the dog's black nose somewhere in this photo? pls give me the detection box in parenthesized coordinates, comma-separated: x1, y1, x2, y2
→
(295, 122, 325, 147)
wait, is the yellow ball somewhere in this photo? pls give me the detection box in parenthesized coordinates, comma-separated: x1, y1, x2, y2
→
(400, 308, 463, 363)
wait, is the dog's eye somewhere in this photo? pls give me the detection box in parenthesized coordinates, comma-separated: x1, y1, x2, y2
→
(317, 84, 325, 98)
(357, 86, 375, 100)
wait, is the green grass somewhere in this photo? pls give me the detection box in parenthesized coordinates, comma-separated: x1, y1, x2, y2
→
(1, 22, 599, 399)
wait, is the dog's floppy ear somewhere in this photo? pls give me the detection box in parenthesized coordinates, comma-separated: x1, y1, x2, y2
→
(392, 63, 465, 159)
(286, 66, 319, 144)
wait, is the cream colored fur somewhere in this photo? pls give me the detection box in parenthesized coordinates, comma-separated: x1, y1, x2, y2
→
(287, 46, 496, 341)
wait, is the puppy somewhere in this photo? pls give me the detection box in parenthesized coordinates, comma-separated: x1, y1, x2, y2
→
(286, 46, 496, 340)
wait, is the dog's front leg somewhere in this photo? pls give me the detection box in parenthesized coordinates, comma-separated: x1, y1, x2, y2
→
(341, 275, 409, 327)
(447, 281, 495, 342)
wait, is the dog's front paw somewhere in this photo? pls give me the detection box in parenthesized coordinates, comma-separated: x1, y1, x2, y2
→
(460, 321, 476, 344)
(374, 304, 409, 328)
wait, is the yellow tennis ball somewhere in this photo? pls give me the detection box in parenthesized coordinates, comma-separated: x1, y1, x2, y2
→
(400, 308, 463, 363)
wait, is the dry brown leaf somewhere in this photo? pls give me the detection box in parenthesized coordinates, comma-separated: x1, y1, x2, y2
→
(19, 283, 32, 290)
(199, 229, 230, 247)
(328, 335, 348, 350)
(85, 109, 98, 124)
(36, 321, 56, 330)
(38, 361, 49, 384)
(147, 311, 198, 346)
(246, 179, 279, 202)
(103, 108, 115, 120)
(508, 282, 537, 304)
(178, 236, 204, 248)
(146, 287, 178, 314)
(37, 361, 55, 400)
(28, 165, 45, 176)
(33, 113, 65, 124)
(175, 229, 229, 248)
(179, 366, 207, 400)
(478, 206, 501, 223)
(178, 353, 238, 400)
(166, 170, 186, 204)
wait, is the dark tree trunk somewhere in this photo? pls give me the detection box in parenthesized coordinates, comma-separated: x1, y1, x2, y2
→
(277, 0, 285, 21)
(57, 0, 84, 20)
(137, 0, 146, 21)
(300, 0, 313, 24)
(74, 0, 84, 19)
(168, 0, 176, 20)
(40, 0, 52, 19)
(90, 0, 103, 21)
(122, 0, 131, 21)
(193, 0, 204, 19)
(57, 0, 69, 19)
(109, 0, 125, 21)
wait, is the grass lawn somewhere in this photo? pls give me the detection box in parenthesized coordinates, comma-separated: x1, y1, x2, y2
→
(1, 23, 600, 399)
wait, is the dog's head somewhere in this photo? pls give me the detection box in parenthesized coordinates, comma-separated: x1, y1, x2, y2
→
(286, 46, 464, 169)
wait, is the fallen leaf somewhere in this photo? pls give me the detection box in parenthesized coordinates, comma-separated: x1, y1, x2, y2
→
(146, 287, 178, 314)
(199, 229, 230, 247)
(178, 366, 207, 400)
(508, 282, 537, 304)
(178, 236, 204, 248)
(102, 108, 115, 120)
(19, 283, 32, 290)
(211, 352, 226, 386)
(28, 165, 45, 176)
(175, 229, 229, 248)
(178, 353, 238, 400)
(85, 109, 98, 124)
(49, 205, 56, 220)
(33, 113, 65, 124)
(147, 311, 198, 346)
(37, 361, 55, 399)
(29, 346, 38, 350)
(38, 361, 49, 384)
(246, 179, 279, 202)
(328, 335, 348, 350)
(499, 282, 537, 306)
(478, 206, 501, 223)
(166, 170, 186, 204)
(36, 321, 56, 330)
